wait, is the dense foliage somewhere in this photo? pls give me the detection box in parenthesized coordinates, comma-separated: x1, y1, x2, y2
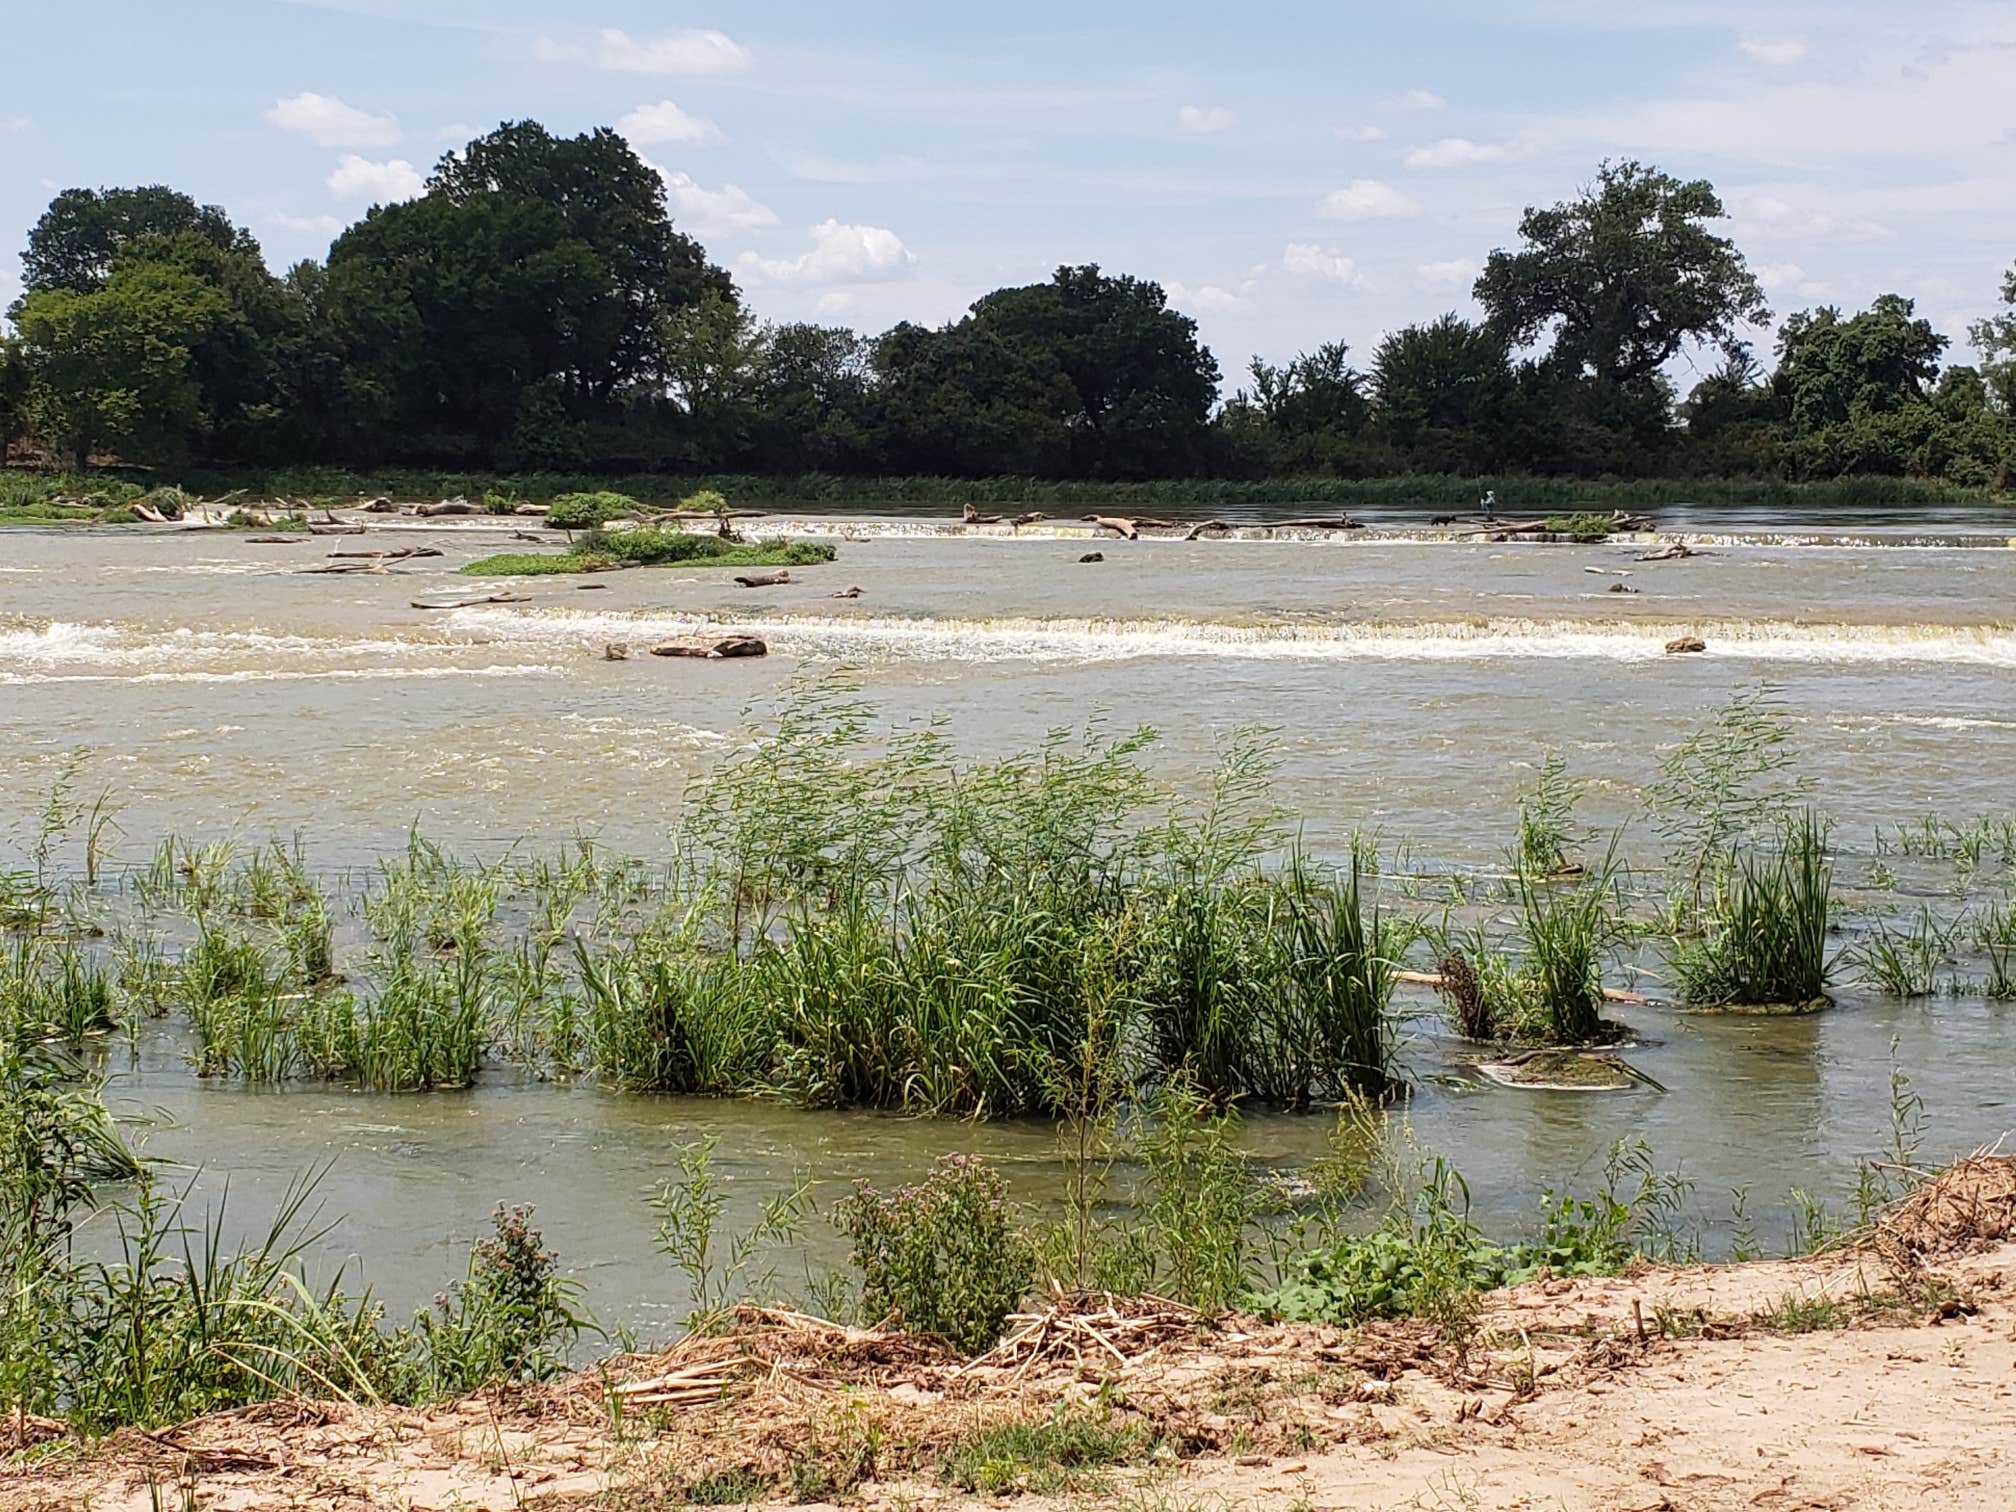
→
(1, 134, 2010, 489)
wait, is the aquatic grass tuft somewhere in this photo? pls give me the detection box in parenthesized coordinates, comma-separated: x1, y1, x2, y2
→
(1670, 812, 1833, 1009)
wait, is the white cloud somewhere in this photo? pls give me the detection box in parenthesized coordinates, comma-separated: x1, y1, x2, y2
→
(1281, 243, 1362, 287)
(1727, 189, 1892, 244)
(1316, 179, 1422, 221)
(1167, 279, 1257, 315)
(1740, 35, 1810, 67)
(1416, 258, 1478, 290)
(1386, 88, 1446, 112)
(617, 100, 723, 146)
(270, 212, 345, 236)
(1177, 104, 1236, 135)
(326, 154, 424, 202)
(266, 92, 400, 148)
(654, 167, 778, 233)
(1755, 260, 1829, 300)
(434, 122, 476, 144)
(1335, 124, 1387, 142)
(772, 149, 930, 184)
(536, 28, 751, 77)
(739, 220, 916, 284)
(1404, 136, 1527, 170)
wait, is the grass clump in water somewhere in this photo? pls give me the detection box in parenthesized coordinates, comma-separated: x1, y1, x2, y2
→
(462, 531, 835, 576)
(1542, 511, 1617, 542)
(1670, 812, 1833, 1009)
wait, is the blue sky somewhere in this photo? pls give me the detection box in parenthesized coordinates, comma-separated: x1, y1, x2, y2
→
(4, 0, 2014, 389)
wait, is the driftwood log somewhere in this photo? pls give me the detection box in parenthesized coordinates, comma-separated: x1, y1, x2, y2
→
(961, 504, 1004, 525)
(650, 634, 768, 659)
(1276, 515, 1364, 530)
(734, 570, 791, 588)
(1082, 514, 1175, 539)
(831, 585, 863, 599)
(1395, 969, 1649, 1006)
(245, 536, 304, 545)
(1184, 520, 1230, 540)
(308, 524, 366, 536)
(1637, 542, 1698, 562)
(1010, 511, 1044, 527)
(329, 546, 444, 561)
(410, 591, 530, 609)
(415, 498, 478, 517)
(359, 497, 398, 512)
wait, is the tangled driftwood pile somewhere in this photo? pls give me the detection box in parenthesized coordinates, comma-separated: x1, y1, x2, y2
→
(1869, 1151, 2016, 1269)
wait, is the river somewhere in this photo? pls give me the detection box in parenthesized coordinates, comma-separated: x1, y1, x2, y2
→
(2, 506, 2013, 1335)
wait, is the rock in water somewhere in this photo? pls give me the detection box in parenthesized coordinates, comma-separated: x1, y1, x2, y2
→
(1665, 636, 1707, 655)
(604, 643, 629, 661)
(1079, 551, 1105, 564)
(650, 634, 768, 660)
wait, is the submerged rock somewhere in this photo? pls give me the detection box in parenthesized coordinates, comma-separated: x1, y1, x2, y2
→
(1475, 1048, 1658, 1092)
(1079, 551, 1105, 563)
(604, 642, 629, 661)
(1665, 636, 1707, 654)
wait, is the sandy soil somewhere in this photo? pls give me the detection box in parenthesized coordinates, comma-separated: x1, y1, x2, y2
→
(9, 1167, 2016, 1512)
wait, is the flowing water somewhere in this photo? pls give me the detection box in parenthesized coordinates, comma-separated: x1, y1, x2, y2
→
(3, 507, 2014, 1332)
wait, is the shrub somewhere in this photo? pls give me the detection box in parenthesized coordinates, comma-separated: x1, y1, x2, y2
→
(411, 1204, 590, 1394)
(545, 491, 639, 530)
(834, 1155, 1032, 1352)
(1542, 511, 1616, 541)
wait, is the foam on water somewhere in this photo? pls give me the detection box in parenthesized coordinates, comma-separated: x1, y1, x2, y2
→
(0, 664, 562, 686)
(447, 607, 2016, 668)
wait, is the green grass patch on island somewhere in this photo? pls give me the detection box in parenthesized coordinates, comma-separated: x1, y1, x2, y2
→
(463, 529, 836, 576)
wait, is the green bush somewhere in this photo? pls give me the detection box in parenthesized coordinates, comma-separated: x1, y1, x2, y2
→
(409, 1204, 591, 1395)
(461, 533, 835, 576)
(834, 1155, 1032, 1352)
(545, 491, 639, 529)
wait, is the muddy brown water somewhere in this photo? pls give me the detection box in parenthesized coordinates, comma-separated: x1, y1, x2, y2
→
(3, 510, 2015, 1335)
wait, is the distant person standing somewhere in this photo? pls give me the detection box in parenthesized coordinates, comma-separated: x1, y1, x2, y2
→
(1480, 489, 1498, 519)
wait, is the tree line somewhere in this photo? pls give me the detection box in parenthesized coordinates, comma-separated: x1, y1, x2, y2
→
(1, 124, 2012, 488)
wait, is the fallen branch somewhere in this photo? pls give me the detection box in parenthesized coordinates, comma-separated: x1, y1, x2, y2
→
(1395, 969, 1648, 1006)
(733, 569, 791, 588)
(1275, 515, 1364, 530)
(1184, 520, 1231, 540)
(1082, 514, 1175, 539)
(328, 546, 444, 561)
(410, 592, 530, 608)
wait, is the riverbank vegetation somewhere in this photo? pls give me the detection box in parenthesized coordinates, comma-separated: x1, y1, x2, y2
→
(5, 685, 2011, 1118)
(3, 686, 2009, 1453)
(2, 139, 2012, 496)
(463, 530, 836, 577)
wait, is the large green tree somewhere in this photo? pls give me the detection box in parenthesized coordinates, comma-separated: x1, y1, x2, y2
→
(1774, 296, 1946, 432)
(321, 121, 732, 458)
(19, 185, 254, 300)
(1970, 263, 2016, 414)
(0, 337, 27, 462)
(878, 265, 1220, 477)
(1475, 161, 1768, 386)
(1369, 315, 1516, 467)
(14, 261, 231, 469)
